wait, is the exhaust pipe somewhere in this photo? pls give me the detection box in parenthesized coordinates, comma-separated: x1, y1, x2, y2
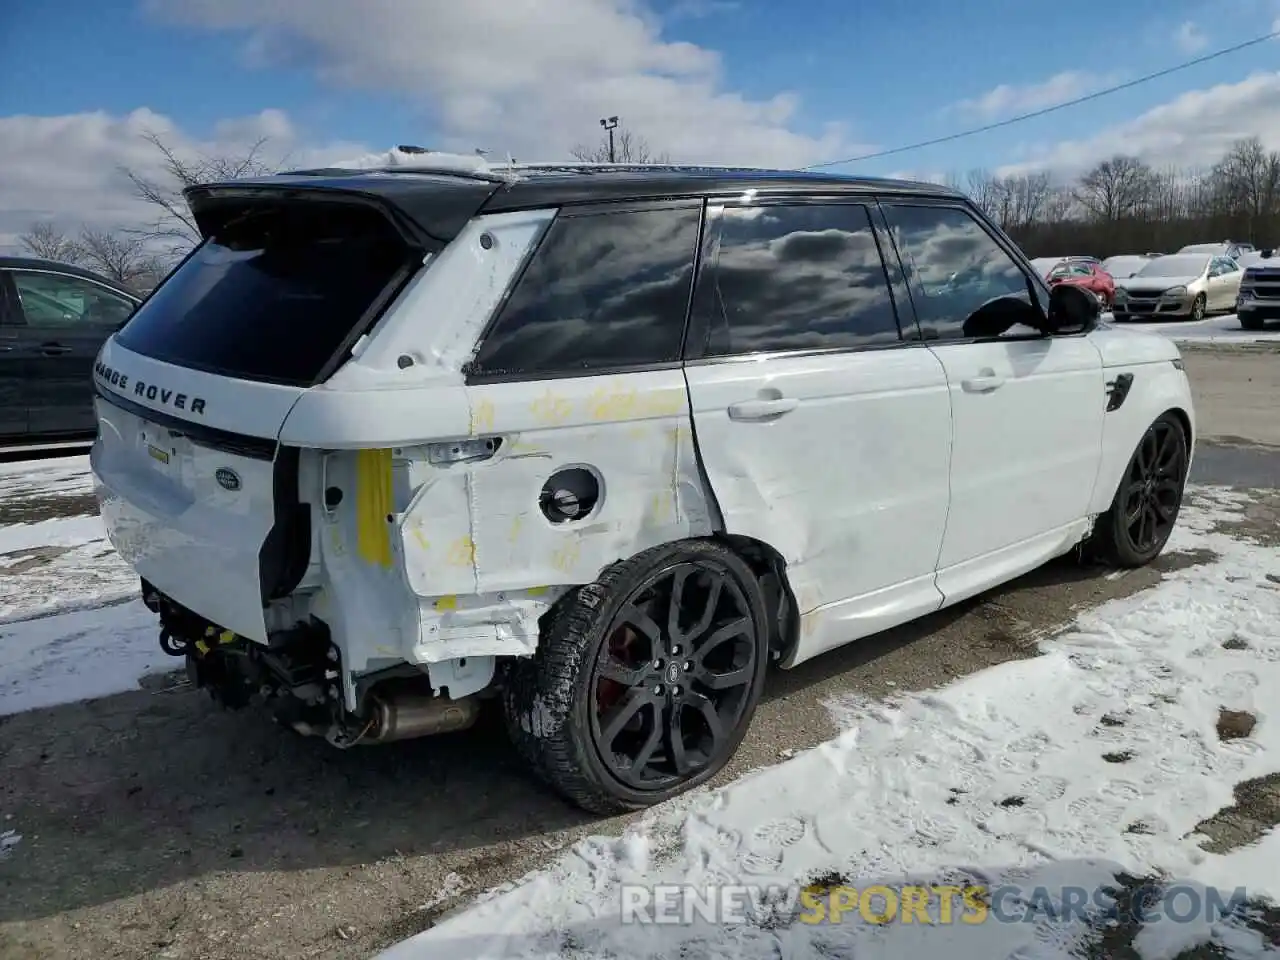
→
(363, 690, 481, 743)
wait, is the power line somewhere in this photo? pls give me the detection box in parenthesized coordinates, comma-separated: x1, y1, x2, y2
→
(804, 28, 1280, 170)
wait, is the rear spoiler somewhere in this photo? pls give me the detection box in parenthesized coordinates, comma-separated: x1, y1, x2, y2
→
(183, 173, 502, 250)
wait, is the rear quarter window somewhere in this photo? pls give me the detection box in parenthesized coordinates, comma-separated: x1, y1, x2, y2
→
(466, 204, 701, 379)
(114, 201, 416, 386)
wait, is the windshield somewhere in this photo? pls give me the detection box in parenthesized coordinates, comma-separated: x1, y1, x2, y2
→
(1177, 244, 1221, 254)
(1136, 255, 1208, 278)
(1101, 256, 1147, 277)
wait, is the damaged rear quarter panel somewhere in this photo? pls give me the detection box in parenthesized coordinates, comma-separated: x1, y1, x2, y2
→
(396, 370, 716, 605)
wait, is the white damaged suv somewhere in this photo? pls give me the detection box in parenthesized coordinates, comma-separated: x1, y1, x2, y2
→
(91, 155, 1195, 814)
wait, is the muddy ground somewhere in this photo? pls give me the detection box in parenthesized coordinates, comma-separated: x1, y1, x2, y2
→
(0, 345, 1278, 959)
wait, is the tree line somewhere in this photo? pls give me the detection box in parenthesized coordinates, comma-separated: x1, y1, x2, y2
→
(950, 136, 1280, 257)
(17, 127, 1279, 292)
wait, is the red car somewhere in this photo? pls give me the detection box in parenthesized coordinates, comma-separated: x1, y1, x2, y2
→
(1043, 259, 1116, 308)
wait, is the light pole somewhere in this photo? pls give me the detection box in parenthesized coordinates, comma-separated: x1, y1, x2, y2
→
(600, 116, 619, 163)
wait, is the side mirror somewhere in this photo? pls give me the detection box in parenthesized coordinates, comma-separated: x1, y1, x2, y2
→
(1045, 283, 1101, 334)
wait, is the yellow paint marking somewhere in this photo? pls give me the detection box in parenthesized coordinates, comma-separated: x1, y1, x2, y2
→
(530, 390, 573, 425)
(445, 536, 476, 568)
(355, 448, 395, 568)
(434, 595, 458, 611)
(649, 490, 675, 524)
(409, 526, 431, 551)
(508, 515, 524, 543)
(550, 540, 581, 573)
(470, 397, 495, 435)
(526, 586, 548, 596)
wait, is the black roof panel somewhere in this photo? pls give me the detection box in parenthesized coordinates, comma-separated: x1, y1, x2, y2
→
(478, 165, 960, 212)
(184, 164, 962, 243)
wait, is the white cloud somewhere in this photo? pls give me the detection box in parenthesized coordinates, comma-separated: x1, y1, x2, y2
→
(994, 71, 1280, 178)
(0, 109, 364, 253)
(142, 0, 868, 167)
(1174, 20, 1208, 53)
(950, 71, 1103, 120)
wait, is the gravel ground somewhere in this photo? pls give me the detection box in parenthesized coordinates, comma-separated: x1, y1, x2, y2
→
(0, 344, 1278, 960)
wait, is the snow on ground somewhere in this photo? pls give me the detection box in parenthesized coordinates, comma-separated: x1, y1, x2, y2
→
(1118, 313, 1280, 344)
(0, 514, 139, 623)
(380, 486, 1280, 960)
(0, 454, 139, 622)
(0, 599, 169, 716)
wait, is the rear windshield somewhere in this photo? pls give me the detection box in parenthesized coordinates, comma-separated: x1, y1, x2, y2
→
(115, 201, 414, 386)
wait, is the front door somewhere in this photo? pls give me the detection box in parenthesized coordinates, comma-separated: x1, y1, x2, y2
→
(878, 201, 1106, 605)
(681, 199, 953, 661)
(7, 268, 136, 437)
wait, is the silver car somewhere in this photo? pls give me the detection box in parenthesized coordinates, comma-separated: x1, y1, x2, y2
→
(1177, 241, 1255, 260)
(1113, 253, 1244, 321)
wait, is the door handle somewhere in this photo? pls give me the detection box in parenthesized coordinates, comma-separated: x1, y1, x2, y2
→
(727, 397, 799, 422)
(39, 343, 72, 356)
(961, 373, 1005, 393)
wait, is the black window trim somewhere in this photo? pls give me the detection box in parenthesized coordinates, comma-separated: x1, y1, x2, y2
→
(873, 196, 1089, 346)
(462, 198, 705, 386)
(682, 194, 921, 368)
(4, 266, 141, 328)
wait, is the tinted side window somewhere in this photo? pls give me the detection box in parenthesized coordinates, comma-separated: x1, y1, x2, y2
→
(10, 271, 135, 329)
(882, 204, 1040, 341)
(693, 203, 902, 357)
(468, 206, 700, 377)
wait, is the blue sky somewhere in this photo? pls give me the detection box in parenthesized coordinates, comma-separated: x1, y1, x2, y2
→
(2, 0, 1279, 242)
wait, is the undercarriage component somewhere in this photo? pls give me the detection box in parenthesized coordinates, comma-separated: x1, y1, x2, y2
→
(292, 686, 482, 745)
(149, 583, 483, 747)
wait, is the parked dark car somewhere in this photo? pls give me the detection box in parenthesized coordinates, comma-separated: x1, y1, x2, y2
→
(1, 257, 141, 446)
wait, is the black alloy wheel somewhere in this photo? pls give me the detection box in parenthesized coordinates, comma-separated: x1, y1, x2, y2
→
(589, 561, 758, 792)
(502, 539, 769, 815)
(1091, 413, 1189, 567)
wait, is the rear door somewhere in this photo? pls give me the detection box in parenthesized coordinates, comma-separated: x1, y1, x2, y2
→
(92, 196, 428, 642)
(682, 198, 953, 658)
(7, 268, 136, 437)
(0, 274, 27, 439)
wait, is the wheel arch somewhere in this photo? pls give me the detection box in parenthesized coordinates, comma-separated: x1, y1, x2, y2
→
(714, 533, 800, 666)
(1088, 360, 1197, 518)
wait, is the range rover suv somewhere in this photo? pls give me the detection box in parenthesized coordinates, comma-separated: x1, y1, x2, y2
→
(90, 157, 1195, 814)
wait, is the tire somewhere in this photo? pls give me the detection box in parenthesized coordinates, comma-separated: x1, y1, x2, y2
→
(1190, 294, 1207, 322)
(502, 539, 770, 815)
(1089, 413, 1189, 568)
(1240, 313, 1264, 331)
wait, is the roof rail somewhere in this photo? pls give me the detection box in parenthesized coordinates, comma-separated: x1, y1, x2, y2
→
(489, 160, 788, 176)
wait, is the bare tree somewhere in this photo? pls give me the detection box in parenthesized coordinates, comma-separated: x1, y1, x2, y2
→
(962, 169, 1001, 220)
(122, 130, 276, 257)
(19, 222, 84, 264)
(1210, 136, 1280, 232)
(76, 227, 161, 289)
(1074, 155, 1156, 223)
(570, 127, 670, 164)
(1043, 186, 1076, 224)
